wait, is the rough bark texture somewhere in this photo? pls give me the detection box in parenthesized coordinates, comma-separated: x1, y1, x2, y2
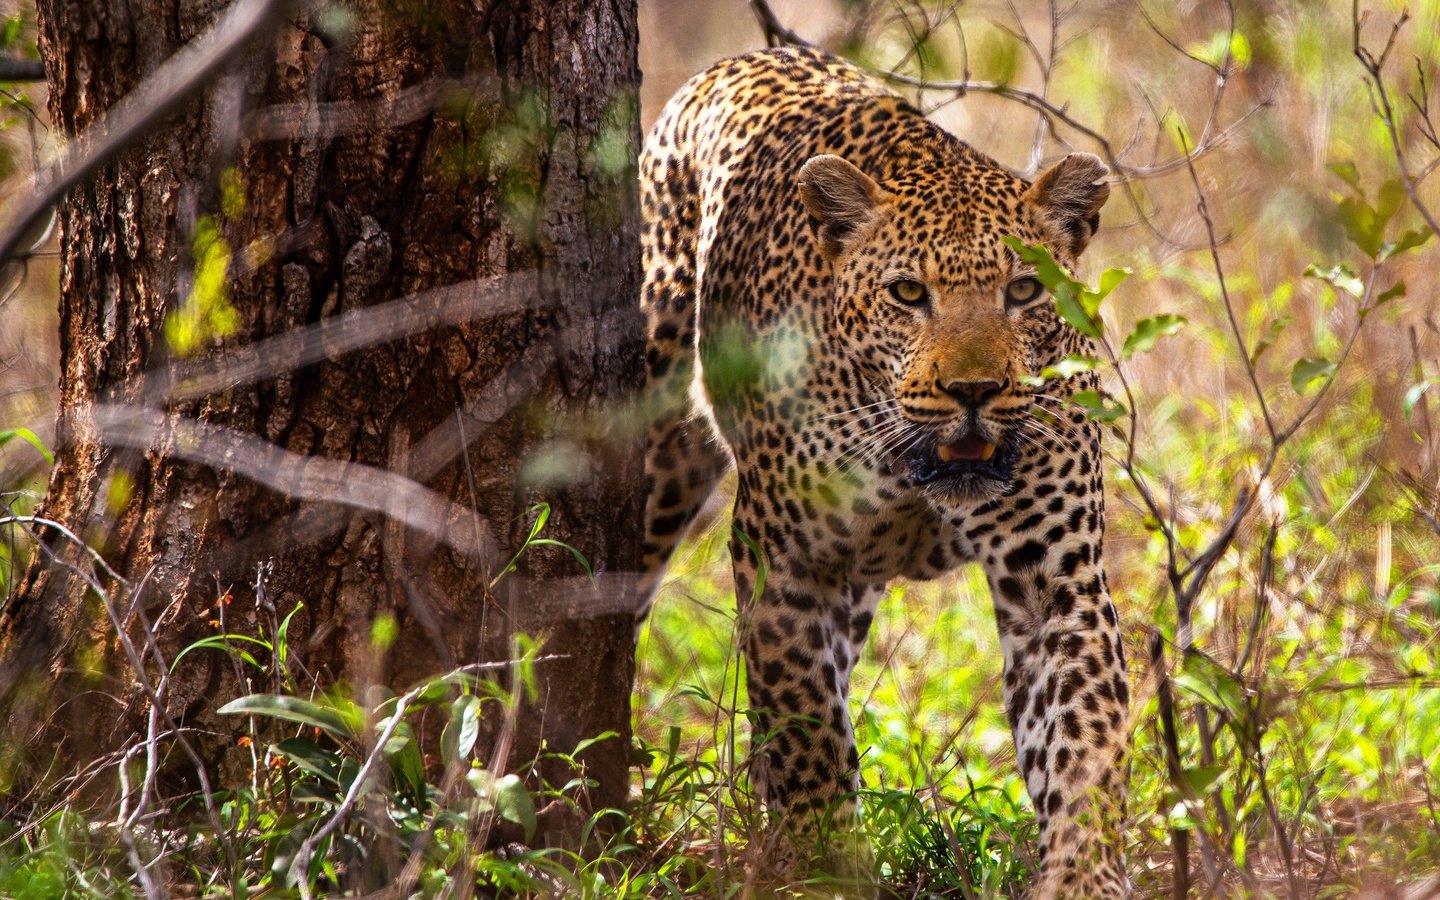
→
(0, 0, 642, 822)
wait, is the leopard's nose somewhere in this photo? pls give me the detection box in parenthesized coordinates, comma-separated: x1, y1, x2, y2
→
(938, 378, 1002, 408)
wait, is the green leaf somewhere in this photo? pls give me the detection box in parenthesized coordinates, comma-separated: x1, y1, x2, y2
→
(1055, 290, 1103, 340)
(276, 602, 302, 671)
(1174, 650, 1247, 723)
(164, 217, 240, 356)
(1249, 315, 1292, 366)
(1187, 29, 1250, 69)
(1373, 281, 1406, 306)
(0, 427, 54, 464)
(1003, 239, 1121, 340)
(1121, 313, 1187, 358)
(1380, 227, 1433, 260)
(442, 694, 481, 767)
(1405, 380, 1437, 419)
(1303, 263, 1363, 298)
(527, 538, 595, 577)
(1070, 389, 1126, 422)
(1229, 31, 1252, 67)
(1290, 357, 1336, 394)
(1178, 763, 1226, 796)
(1334, 197, 1382, 258)
(492, 774, 537, 840)
(1092, 267, 1132, 303)
(469, 771, 537, 841)
(571, 730, 618, 757)
(171, 633, 273, 672)
(1375, 179, 1406, 231)
(1326, 160, 1361, 191)
(1037, 354, 1103, 382)
(384, 721, 426, 792)
(218, 694, 363, 742)
(271, 737, 342, 787)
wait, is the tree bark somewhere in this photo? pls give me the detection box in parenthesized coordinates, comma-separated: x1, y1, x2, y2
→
(0, 0, 642, 825)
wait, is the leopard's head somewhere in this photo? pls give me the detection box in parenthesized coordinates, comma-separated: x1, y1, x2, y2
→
(799, 149, 1110, 504)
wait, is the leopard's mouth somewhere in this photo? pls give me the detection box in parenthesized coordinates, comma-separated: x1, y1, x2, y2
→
(896, 433, 1017, 490)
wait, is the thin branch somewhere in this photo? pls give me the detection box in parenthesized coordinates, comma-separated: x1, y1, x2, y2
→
(0, 0, 298, 266)
(157, 269, 541, 403)
(88, 404, 502, 564)
(1354, 5, 1440, 238)
(1181, 132, 1277, 442)
(0, 58, 43, 82)
(242, 76, 485, 143)
(750, 0, 811, 48)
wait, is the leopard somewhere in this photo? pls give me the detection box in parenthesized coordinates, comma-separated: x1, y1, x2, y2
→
(637, 45, 1131, 898)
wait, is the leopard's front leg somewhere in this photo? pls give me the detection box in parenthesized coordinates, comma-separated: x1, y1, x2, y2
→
(728, 517, 875, 888)
(977, 483, 1132, 898)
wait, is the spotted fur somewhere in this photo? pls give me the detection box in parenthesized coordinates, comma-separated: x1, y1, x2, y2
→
(638, 47, 1130, 898)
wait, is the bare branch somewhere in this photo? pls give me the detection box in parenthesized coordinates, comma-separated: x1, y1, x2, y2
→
(750, 0, 812, 48)
(159, 270, 541, 403)
(1354, 6, 1440, 238)
(242, 76, 489, 143)
(0, 0, 298, 266)
(88, 404, 502, 566)
(1181, 133, 1277, 442)
(0, 58, 43, 82)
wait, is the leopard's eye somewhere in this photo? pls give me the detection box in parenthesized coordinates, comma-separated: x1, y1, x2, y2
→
(1004, 276, 1044, 310)
(888, 279, 928, 306)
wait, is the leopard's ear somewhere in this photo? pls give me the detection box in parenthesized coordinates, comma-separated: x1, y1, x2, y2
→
(1024, 152, 1110, 256)
(798, 154, 885, 258)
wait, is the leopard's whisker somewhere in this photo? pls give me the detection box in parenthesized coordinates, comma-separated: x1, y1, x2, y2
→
(810, 398, 901, 423)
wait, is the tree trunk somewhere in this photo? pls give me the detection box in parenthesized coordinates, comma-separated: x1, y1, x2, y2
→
(0, 0, 642, 824)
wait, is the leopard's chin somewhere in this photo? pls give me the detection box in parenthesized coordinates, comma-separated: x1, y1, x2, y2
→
(898, 433, 1017, 502)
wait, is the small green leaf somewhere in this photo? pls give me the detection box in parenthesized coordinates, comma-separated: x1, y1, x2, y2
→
(0, 427, 54, 464)
(1092, 267, 1132, 303)
(1373, 281, 1406, 306)
(493, 775, 537, 839)
(1037, 354, 1103, 381)
(1249, 315, 1292, 366)
(1303, 263, 1363, 298)
(571, 730, 619, 757)
(276, 602, 302, 670)
(1229, 31, 1252, 67)
(1055, 291, 1103, 340)
(1326, 160, 1361, 191)
(218, 694, 363, 742)
(171, 634, 273, 672)
(1175, 650, 1246, 722)
(470, 771, 537, 841)
(1004, 239, 1119, 340)
(978, 30, 1020, 86)
(271, 737, 341, 786)
(1121, 313, 1187, 358)
(1290, 357, 1337, 395)
(442, 694, 481, 766)
(1070, 389, 1126, 422)
(1380, 227, 1433, 260)
(1375, 179, 1406, 231)
(1187, 29, 1249, 69)
(370, 611, 398, 653)
(1179, 763, 1227, 796)
(383, 721, 426, 792)
(1334, 197, 1382, 258)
